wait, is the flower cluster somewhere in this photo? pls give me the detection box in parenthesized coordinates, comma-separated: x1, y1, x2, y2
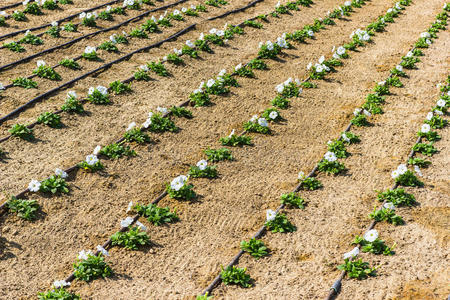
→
(79, 11, 98, 27)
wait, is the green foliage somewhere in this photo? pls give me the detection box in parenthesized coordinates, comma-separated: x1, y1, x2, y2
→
(88, 90, 110, 104)
(12, 77, 38, 89)
(148, 61, 169, 76)
(189, 91, 211, 106)
(78, 160, 104, 172)
(147, 113, 178, 133)
(280, 82, 300, 98)
(73, 254, 112, 282)
(338, 259, 376, 280)
(98, 10, 113, 20)
(327, 140, 348, 158)
(351, 114, 369, 127)
(206, 0, 228, 7)
(81, 16, 96, 27)
(37, 112, 62, 128)
(141, 20, 159, 33)
(280, 192, 305, 209)
(129, 28, 148, 38)
(425, 115, 447, 129)
(265, 213, 296, 233)
(109, 80, 132, 95)
(407, 157, 431, 168)
(181, 45, 198, 58)
(99, 143, 136, 159)
(98, 41, 118, 52)
(9, 124, 33, 139)
(38, 288, 80, 300)
(111, 227, 150, 250)
(373, 83, 390, 95)
(258, 43, 281, 59)
(19, 33, 43, 45)
(7, 197, 39, 220)
(394, 170, 424, 187)
(244, 20, 263, 28)
(220, 266, 252, 288)
(166, 182, 196, 201)
(417, 130, 440, 142)
(4, 42, 25, 52)
(0, 16, 6, 26)
(61, 96, 84, 113)
(134, 203, 179, 225)
(157, 17, 172, 27)
(189, 165, 218, 178)
(196, 292, 213, 300)
(195, 39, 212, 53)
(134, 69, 151, 81)
(204, 148, 233, 162)
(12, 11, 27, 21)
(352, 235, 394, 255)
(369, 207, 404, 225)
(24, 3, 43, 15)
(262, 108, 282, 122)
(166, 53, 184, 65)
(300, 81, 317, 88)
(40, 175, 69, 194)
(59, 58, 81, 69)
(240, 238, 269, 259)
(377, 189, 416, 207)
(33, 65, 61, 80)
(271, 95, 290, 109)
(248, 59, 268, 70)
(220, 134, 252, 146)
(46, 26, 61, 38)
(318, 160, 346, 175)
(342, 132, 360, 144)
(412, 142, 437, 157)
(235, 66, 255, 78)
(42, 0, 59, 9)
(123, 128, 151, 144)
(243, 120, 270, 134)
(82, 50, 98, 60)
(63, 22, 77, 32)
(386, 76, 403, 87)
(170, 106, 192, 118)
(300, 177, 322, 190)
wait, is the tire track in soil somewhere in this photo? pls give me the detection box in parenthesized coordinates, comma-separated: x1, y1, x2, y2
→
(211, 4, 448, 300)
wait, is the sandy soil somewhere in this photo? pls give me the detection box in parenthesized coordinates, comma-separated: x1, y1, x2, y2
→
(0, 0, 448, 299)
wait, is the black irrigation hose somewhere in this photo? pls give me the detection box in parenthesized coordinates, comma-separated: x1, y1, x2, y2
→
(0, 0, 188, 72)
(0, 1, 22, 11)
(0, 24, 195, 128)
(0, 0, 124, 41)
(207, 0, 263, 21)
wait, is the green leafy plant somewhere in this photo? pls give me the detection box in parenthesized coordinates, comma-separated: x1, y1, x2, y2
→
(81, 16, 96, 27)
(300, 177, 322, 190)
(12, 11, 27, 21)
(9, 124, 33, 140)
(157, 17, 172, 27)
(78, 159, 104, 172)
(37, 112, 62, 128)
(134, 68, 151, 81)
(4, 42, 25, 52)
(166, 181, 196, 201)
(111, 227, 150, 250)
(407, 157, 431, 168)
(417, 129, 440, 142)
(243, 120, 270, 134)
(318, 159, 346, 175)
(99, 143, 136, 159)
(412, 142, 437, 157)
(12, 77, 38, 89)
(109, 80, 132, 95)
(351, 114, 369, 126)
(386, 76, 403, 88)
(123, 128, 151, 144)
(33, 64, 61, 80)
(40, 175, 69, 194)
(240, 238, 269, 259)
(38, 288, 80, 300)
(258, 42, 281, 59)
(181, 45, 198, 58)
(265, 213, 296, 233)
(61, 95, 84, 113)
(337, 259, 376, 280)
(148, 61, 169, 76)
(220, 134, 252, 146)
(327, 140, 349, 158)
(147, 113, 178, 132)
(7, 197, 39, 220)
(425, 115, 447, 129)
(369, 207, 404, 225)
(19, 33, 43, 45)
(166, 53, 184, 65)
(24, 2, 43, 15)
(46, 26, 61, 38)
(189, 91, 211, 106)
(134, 203, 179, 225)
(280, 192, 305, 209)
(204, 148, 233, 162)
(63, 22, 78, 32)
(170, 106, 192, 118)
(352, 235, 394, 255)
(195, 39, 212, 53)
(82, 48, 98, 60)
(98, 10, 113, 20)
(73, 254, 112, 282)
(196, 292, 213, 300)
(59, 58, 81, 70)
(377, 189, 416, 207)
(0, 16, 6, 26)
(220, 266, 252, 288)
(189, 164, 217, 178)
(42, 0, 59, 9)
(87, 88, 110, 104)
(271, 95, 290, 109)
(129, 28, 148, 38)
(98, 41, 118, 52)
(248, 58, 268, 70)
(394, 170, 424, 187)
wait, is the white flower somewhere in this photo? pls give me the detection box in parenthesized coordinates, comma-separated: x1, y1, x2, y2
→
(199, 32, 204, 40)
(344, 1, 351, 6)
(53, 280, 70, 289)
(126, 201, 133, 213)
(269, 111, 278, 120)
(106, 5, 112, 11)
(307, 30, 314, 37)
(84, 46, 96, 54)
(234, 63, 242, 71)
(55, 168, 68, 179)
(127, 122, 136, 131)
(51, 21, 58, 27)
(275, 1, 281, 8)
(173, 9, 180, 15)
(250, 115, 258, 122)
(120, 217, 134, 228)
(66, 90, 77, 99)
(206, 79, 215, 88)
(378, 80, 386, 86)
(277, 37, 288, 48)
(77, 249, 93, 260)
(436, 99, 446, 107)
(318, 55, 325, 64)
(426, 112, 433, 120)
(414, 165, 423, 177)
(353, 108, 362, 116)
(363, 229, 378, 242)
(425, 39, 431, 45)
(266, 209, 276, 221)
(395, 65, 403, 72)
(298, 171, 305, 180)
(142, 118, 152, 128)
(86, 12, 92, 19)
(342, 133, 350, 143)
(85, 154, 99, 166)
(275, 84, 284, 93)
(421, 123, 431, 133)
(181, 7, 187, 12)
(406, 51, 413, 57)
(135, 220, 147, 231)
(228, 129, 235, 138)
(98, 86, 108, 96)
(88, 87, 95, 95)
(387, 8, 393, 13)
(343, 247, 359, 259)
(79, 12, 86, 19)
(420, 32, 431, 38)
(435, 110, 443, 116)
(391, 169, 400, 179)
(397, 164, 407, 175)
(363, 109, 372, 117)
(36, 60, 46, 67)
(337, 46, 346, 56)
(170, 175, 188, 191)
(258, 118, 268, 127)
(218, 69, 226, 77)
(362, 33, 370, 41)
(209, 28, 217, 34)
(139, 64, 148, 71)
(383, 202, 395, 210)
(185, 40, 194, 48)
(157, 107, 168, 114)
(196, 159, 208, 171)
(96, 245, 109, 256)
(109, 34, 117, 43)
(28, 179, 41, 192)
(307, 62, 312, 70)
(266, 41, 274, 51)
(324, 151, 337, 162)
(315, 65, 324, 73)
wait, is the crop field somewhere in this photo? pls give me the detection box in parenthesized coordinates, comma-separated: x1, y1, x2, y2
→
(0, 0, 449, 299)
